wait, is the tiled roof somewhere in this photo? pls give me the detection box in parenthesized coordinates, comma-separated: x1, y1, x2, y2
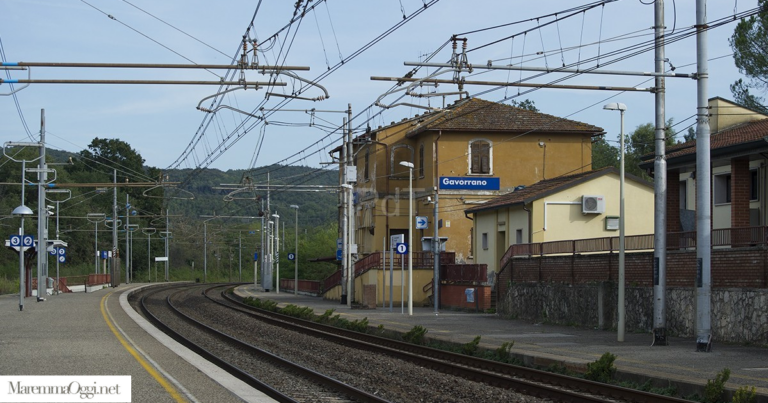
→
(657, 118, 768, 162)
(465, 167, 650, 214)
(406, 98, 604, 137)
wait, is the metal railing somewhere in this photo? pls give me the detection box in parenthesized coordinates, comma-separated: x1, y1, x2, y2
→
(501, 226, 768, 270)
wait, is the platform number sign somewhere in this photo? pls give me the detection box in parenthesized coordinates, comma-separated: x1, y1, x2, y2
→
(395, 243, 408, 255)
(58, 247, 66, 263)
(287, 252, 296, 261)
(8, 235, 34, 252)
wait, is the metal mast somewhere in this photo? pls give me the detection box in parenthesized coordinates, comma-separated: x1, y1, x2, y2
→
(694, 0, 712, 352)
(652, 0, 668, 346)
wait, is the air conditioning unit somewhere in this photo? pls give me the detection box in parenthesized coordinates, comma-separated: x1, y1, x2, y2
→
(582, 195, 605, 214)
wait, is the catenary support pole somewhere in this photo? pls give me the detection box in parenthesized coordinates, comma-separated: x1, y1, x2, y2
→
(652, 0, 669, 346)
(37, 109, 47, 301)
(694, 0, 712, 353)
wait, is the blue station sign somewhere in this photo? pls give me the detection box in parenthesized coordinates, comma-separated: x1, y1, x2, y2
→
(439, 176, 500, 191)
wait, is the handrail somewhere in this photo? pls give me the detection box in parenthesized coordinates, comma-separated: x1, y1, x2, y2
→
(501, 226, 768, 270)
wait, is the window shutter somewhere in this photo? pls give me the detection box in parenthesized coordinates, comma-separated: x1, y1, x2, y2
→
(471, 142, 480, 173)
(479, 142, 490, 173)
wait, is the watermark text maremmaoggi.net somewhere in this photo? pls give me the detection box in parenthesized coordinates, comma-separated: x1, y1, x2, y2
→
(0, 376, 131, 403)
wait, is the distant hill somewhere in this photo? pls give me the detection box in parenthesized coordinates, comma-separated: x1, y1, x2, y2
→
(166, 165, 339, 229)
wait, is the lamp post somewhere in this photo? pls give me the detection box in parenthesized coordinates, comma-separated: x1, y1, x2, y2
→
(87, 213, 105, 275)
(604, 102, 627, 342)
(12, 203, 34, 311)
(126, 224, 139, 283)
(4, 144, 43, 310)
(290, 205, 299, 295)
(142, 228, 156, 282)
(272, 213, 280, 293)
(399, 160, 415, 316)
(159, 231, 171, 281)
(46, 189, 71, 295)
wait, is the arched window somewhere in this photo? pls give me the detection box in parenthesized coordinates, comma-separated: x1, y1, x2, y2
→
(391, 144, 414, 179)
(469, 139, 492, 174)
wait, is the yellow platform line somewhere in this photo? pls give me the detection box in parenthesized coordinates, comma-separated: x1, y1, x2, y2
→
(100, 292, 188, 403)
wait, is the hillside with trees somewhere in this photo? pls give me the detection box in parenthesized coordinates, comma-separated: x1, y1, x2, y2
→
(0, 138, 340, 294)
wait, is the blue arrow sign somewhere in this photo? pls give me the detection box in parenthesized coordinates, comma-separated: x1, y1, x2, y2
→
(415, 216, 428, 229)
(395, 243, 408, 255)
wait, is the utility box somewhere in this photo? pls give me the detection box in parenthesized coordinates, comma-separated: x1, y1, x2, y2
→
(421, 236, 448, 252)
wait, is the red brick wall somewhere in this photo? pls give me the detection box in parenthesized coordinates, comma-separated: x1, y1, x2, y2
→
(500, 248, 768, 293)
(668, 169, 682, 234)
(732, 157, 751, 228)
(440, 284, 491, 311)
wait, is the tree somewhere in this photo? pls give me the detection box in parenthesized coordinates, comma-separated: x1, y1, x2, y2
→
(594, 119, 677, 179)
(591, 137, 618, 170)
(624, 120, 676, 179)
(684, 126, 696, 143)
(509, 99, 539, 112)
(729, 0, 768, 113)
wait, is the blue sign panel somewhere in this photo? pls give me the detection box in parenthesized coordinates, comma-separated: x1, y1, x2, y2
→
(336, 249, 343, 261)
(101, 251, 109, 259)
(439, 176, 500, 190)
(253, 252, 259, 261)
(287, 252, 296, 261)
(395, 243, 408, 255)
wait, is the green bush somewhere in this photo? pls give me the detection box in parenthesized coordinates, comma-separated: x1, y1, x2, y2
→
(280, 304, 315, 320)
(494, 341, 514, 361)
(462, 336, 482, 356)
(732, 385, 756, 403)
(241, 297, 279, 312)
(403, 325, 428, 345)
(704, 368, 730, 403)
(584, 352, 617, 384)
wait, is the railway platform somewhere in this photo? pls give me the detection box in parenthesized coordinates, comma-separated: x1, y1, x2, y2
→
(0, 283, 273, 403)
(236, 284, 768, 402)
(2, 281, 767, 403)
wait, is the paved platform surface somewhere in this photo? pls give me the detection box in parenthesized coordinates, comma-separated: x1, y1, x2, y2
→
(237, 284, 768, 401)
(0, 283, 273, 403)
(3, 282, 766, 403)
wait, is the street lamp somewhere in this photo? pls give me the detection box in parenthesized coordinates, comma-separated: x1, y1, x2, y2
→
(126, 224, 139, 283)
(604, 102, 627, 342)
(399, 160, 414, 316)
(290, 205, 299, 295)
(46, 189, 71, 294)
(272, 213, 280, 293)
(142, 228, 156, 282)
(12, 204, 34, 311)
(159, 231, 172, 281)
(87, 213, 106, 274)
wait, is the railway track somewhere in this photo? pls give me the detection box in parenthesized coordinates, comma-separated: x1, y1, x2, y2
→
(135, 283, 694, 403)
(137, 283, 388, 403)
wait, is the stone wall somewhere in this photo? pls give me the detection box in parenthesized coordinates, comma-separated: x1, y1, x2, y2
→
(499, 283, 768, 344)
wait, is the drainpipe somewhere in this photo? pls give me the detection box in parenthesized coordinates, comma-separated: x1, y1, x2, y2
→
(369, 139, 389, 240)
(433, 130, 442, 313)
(523, 203, 532, 245)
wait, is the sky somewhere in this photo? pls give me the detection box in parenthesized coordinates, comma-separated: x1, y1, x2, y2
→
(0, 0, 760, 177)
